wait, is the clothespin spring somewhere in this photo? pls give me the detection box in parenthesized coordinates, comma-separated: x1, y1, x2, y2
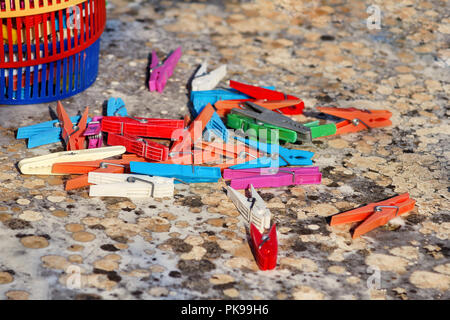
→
(374, 205, 399, 216)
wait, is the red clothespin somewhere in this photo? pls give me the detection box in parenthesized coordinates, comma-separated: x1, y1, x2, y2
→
(229, 80, 304, 115)
(316, 107, 392, 135)
(250, 223, 277, 271)
(101, 116, 185, 140)
(214, 99, 302, 117)
(329, 193, 416, 238)
(52, 154, 146, 191)
(56, 101, 89, 151)
(107, 133, 169, 162)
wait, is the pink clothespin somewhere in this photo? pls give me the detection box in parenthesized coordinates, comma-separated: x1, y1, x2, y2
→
(83, 116, 103, 149)
(223, 167, 322, 190)
(148, 47, 182, 93)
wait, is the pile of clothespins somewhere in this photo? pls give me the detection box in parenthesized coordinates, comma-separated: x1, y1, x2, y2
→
(15, 47, 416, 271)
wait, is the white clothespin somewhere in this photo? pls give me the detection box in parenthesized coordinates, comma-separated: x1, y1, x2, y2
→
(191, 62, 227, 91)
(88, 172, 174, 198)
(226, 184, 271, 233)
(18, 146, 126, 175)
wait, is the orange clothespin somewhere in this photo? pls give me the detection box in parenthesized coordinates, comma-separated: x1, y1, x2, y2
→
(214, 99, 301, 117)
(57, 101, 89, 150)
(329, 193, 416, 238)
(169, 103, 215, 155)
(316, 107, 392, 135)
(163, 139, 262, 169)
(52, 154, 146, 191)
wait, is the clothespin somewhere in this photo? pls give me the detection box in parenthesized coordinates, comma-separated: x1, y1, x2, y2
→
(191, 62, 227, 91)
(230, 137, 314, 169)
(223, 167, 321, 190)
(227, 113, 298, 144)
(329, 193, 416, 238)
(83, 116, 103, 149)
(226, 184, 271, 234)
(107, 133, 169, 162)
(106, 97, 127, 116)
(18, 146, 126, 175)
(303, 120, 337, 139)
(214, 99, 301, 117)
(130, 162, 221, 184)
(101, 116, 185, 139)
(52, 154, 146, 191)
(16, 115, 92, 148)
(226, 184, 278, 270)
(316, 107, 392, 136)
(230, 101, 312, 143)
(250, 223, 278, 271)
(170, 103, 215, 156)
(148, 46, 182, 93)
(56, 101, 89, 151)
(88, 172, 174, 198)
(162, 139, 262, 169)
(230, 80, 304, 115)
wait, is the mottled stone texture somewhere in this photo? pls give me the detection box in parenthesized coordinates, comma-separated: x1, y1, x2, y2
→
(0, 0, 449, 300)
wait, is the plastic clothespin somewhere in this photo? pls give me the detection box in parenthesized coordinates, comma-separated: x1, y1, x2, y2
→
(161, 139, 262, 169)
(250, 223, 278, 271)
(214, 99, 301, 117)
(149, 46, 182, 93)
(18, 146, 126, 175)
(226, 184, 271, 234)
(329, 193, 416, 238)
(191, 62, 227, 91)
(83, 116, 103, 149)
(101, 116, 185, 140)
(170, 103, 215, 155)
(230, 80, 304, 115)
(230, 137, 314, 169)
(223, 167, 321, 190)
(227, 113, 298, 144)
(316, 107, 392, 136)
(230, 101, 312, 143)
(56, 101, 89, 151)
(52, 154, 146, 191)
(88, 172, 174, 198)
(130, 162, 221, 184)
(106, 97, 127, 116)
(303, 120, 337, 139)
(16, 115, 92, 148)
(107, 133, 169, 162)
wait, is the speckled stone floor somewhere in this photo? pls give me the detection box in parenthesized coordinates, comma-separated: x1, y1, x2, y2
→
(0, 0, 449, 300)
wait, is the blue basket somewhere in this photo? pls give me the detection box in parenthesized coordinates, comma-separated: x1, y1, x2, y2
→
(0, 38, 101, 105)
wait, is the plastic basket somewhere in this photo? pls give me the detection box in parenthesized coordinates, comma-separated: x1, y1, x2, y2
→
(0, 0, 87, 18)
(1, 37, 100, 104)
(1, 0, 106, 68)
(0, 0, 105, 104)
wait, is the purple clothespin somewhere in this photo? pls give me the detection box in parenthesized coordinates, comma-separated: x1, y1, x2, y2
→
(148, 46, 182, 93)
(223, 167, 321, 190)
(83, 116, 103, 149)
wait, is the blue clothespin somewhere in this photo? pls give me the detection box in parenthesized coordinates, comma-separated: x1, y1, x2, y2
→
(106, 97, 127, 116)
(230, 136, 314, 169)
(130, 162, 221, 184)
(17, 116, 92, 148)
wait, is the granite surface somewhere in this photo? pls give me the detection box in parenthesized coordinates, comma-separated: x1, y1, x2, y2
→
(0, 0, 449, 300)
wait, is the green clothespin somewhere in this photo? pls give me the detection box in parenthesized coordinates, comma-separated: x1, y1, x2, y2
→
(227, 113, 297, 144)
(303, 120, 337, 139)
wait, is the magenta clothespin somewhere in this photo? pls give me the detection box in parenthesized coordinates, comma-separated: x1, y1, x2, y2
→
(148, 46, 182, 93)
(83, 116, 103, 149)
(223, 167, 321, 190)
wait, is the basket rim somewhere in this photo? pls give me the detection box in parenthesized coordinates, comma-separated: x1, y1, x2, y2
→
(0, 0, 87, 18)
